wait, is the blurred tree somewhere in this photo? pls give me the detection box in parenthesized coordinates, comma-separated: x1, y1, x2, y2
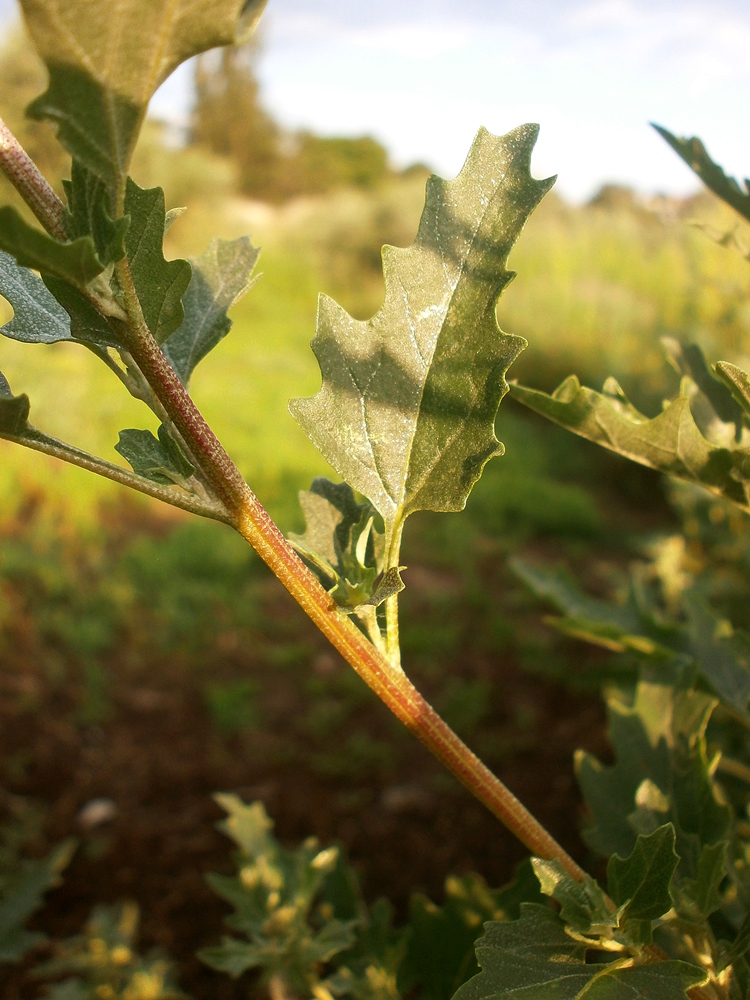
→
(192, 42, 282, 200)
(191, 42, 393, 202)
(295, 133, 390, 193)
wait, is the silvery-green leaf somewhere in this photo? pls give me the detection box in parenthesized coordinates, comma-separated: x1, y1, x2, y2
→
(451, 905, 705, 1000)
(0, 251, 71, 344)
(21, 0, 269, 189)
(511, 375, 750, 511)
(163, 236, 259, 385)
(662, 337, 743, 439)
(290, 125, 553, 533)
(531, 858, 616, 935)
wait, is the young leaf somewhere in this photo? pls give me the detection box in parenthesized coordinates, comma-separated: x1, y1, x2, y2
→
(162, 237, 259, 385)
(670, 840, 727, 922)
(0, 251, 72, 344)
(607, 825, 678, 923)
(531, 858, 616, 935)
(0, 374, 31, 437)
(21, 0, 269, 188)
(123, 179, 192, 343)
(290, 125, 553, 536)
(289, 479, 385, 610)
(451, 905, 705, 1000)
(115, 426, 194, 488)
(652, 125, 750, 224)
(0, 206, 104, 288)
(511, 375, 750, 510)
(200, 796, 358, 994)
(63, 160, 129, 265)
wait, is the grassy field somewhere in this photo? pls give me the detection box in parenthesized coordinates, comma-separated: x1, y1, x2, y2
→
(1, 174, 748, 535)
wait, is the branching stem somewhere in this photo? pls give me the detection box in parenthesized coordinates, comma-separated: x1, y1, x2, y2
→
(3, 117, 590, 887)
(107, 251, 588, 882)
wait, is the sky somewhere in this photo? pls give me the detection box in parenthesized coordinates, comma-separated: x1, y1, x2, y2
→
(1, 0, 748, 201)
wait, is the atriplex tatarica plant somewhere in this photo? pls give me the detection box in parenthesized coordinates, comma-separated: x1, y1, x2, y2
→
(2, 1, 750, 997)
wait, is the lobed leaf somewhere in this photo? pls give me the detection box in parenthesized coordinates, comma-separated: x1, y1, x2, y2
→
(0, 251, 72, 344)
(401, 873, 515, 1000)
(63, 160, 129, 266)
(653, 125, 750, 224)
(662, 336, 743, 440)
(0, 206, 104, 288)
(20, 0, 269, 188)
(577, 676, 731, 905)
(115, 425, 194, 488)
(607, 825, 678, 924)
(162, 237, 259, 386)
(291, 125, 553, 534)
(511, 375, 750, 510)
(123, 179, 192, 343)
(451, 905, 705, 1000)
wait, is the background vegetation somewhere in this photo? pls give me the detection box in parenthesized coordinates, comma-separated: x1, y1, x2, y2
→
(1, 17, 750, 999)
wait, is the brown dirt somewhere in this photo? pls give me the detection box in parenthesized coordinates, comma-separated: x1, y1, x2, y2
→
(0, 499, 618, 999)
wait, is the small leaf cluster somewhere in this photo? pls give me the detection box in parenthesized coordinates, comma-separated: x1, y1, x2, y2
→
(200, 796, 544, 1000)
(500, 131, 750, 998)
(35, 901, 187, 1000)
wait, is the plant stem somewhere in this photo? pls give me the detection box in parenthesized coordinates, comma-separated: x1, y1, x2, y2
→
(0, 426, 230, 523)
(109, 254, 587, 881)
(1, 118, 587, 885)
(0, 116, 67, 241)
(384, 519, 404, 669)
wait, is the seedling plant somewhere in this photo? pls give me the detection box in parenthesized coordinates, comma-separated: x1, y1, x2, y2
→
(2, 1, 750, 997)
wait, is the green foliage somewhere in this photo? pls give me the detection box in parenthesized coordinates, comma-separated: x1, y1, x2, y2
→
(289, 479, 387, 611)
(0, 250, 72, 344)
(114, 425, 195, 488)
(0, 206, 104, 288)
(35, 900, 187, 999)
(290, 125, 552, 585)
(199, 795, 359, 993)
(0, 804, 74, 964)
(511, 360, 750, 511)
(452, 905, 705, 1000)
(6, 1, 750, 995)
